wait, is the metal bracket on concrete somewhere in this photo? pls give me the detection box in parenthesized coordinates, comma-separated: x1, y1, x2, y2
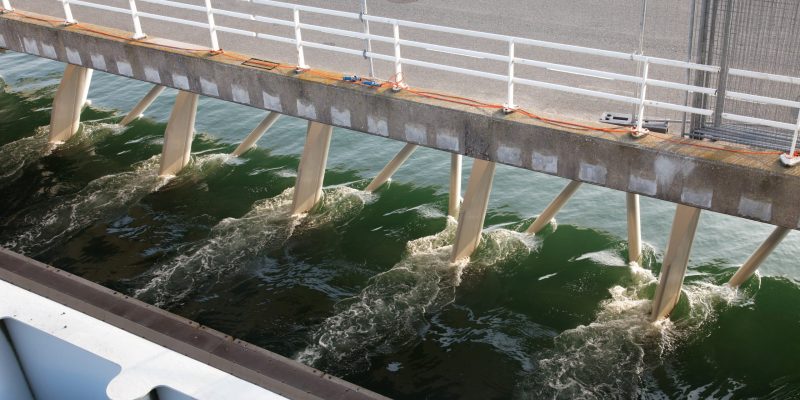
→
(650, 204, 701, 321)
(451, 159, 496, 262)
(779, 153, 800, 167)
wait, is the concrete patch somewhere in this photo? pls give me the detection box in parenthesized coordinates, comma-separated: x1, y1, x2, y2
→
(435, 129, 459, 152)
(41, 43, 57, 59)
(296, 99, 317, 119)
(172, 73, 190, 90)
(200, 78, 219, 96)
(404, 123, 427, 144)
(116, 61, 133, 77)
(0, 34, 6, 48)
(496, 145, 521, 165)
(628, 174, 657, 196)
(67, 48, 85, 66)
(90, 53, 106, 70)
(681, 187, 713, 208)
(738, 196, 772, 222)
(367, 115, 388, 136)
(262, 91, 281, 112)
(531, 152, 558, 174)
(232, 84, 250, 104)
(22, 37, 38, 55)
(331, 106, 351, 127)
(654, 155, 694, 191)
(579, 162, 607, 184)
(144, 66, 161, 83)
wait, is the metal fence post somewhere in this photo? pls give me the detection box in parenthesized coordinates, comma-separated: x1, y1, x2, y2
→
(360, 0, 375, 78)
(392, 21, 405, 90)
(128, 0, 145, 39)
(293, 8, 308, 70)
(204, 0, 220, 51)
(504, 39, 517, 112)
(61, 0, 77, 24)
(1, 0, 13, 12)
(634, 59, 650, 136)
(789, 110, 800, 157)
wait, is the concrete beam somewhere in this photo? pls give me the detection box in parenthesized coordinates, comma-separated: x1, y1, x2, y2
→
(292, 121, 333, 215)
(120, 84, 165, 126)
(449, 153, 462, 218)
(451, 159, 496, 262)
(365, 143, 417, 192)
(627, 193, 642, 264)
(651, 205, 701, 321)
(3, 11, 800, 231)
(232, 111, 280, 157)
(159, 90, 198, 177)
(49, 63, 92, 143)
(728, 226, 790, 287)
(526, 180, 581, 235)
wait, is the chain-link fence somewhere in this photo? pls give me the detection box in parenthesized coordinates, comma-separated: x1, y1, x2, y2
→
(689, 0, 800, 151)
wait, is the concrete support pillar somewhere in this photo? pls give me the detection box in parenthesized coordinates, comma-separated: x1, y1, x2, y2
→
(449, 153, 462, 218)
(450, 159, 496, 262)
(650, 205, 701, 321)
(526, 180, 582, 235)
(627, 193, 642, 263)
(49, 64, 93, 143)
(728, 226, 790, 287)
(231, 112, 281, 157)
(120, 85, 165, 126)
(364, 143, 417, 192)
(158, 91, 199, 177)
(291, 121, 333, 215)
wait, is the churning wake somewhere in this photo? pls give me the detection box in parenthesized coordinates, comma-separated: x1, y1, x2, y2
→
(296, 220, 539, 373)
(2, 155, 169, 255)
(134, 185, 373, 308)
(519, 249, 752, 399)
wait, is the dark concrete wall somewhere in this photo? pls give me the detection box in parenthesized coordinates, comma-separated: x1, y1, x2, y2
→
(1, 11, 799, 230)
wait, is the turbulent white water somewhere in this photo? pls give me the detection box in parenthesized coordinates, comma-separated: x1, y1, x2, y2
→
(0, 127, 49, 185)
(134, 185, 373, 307)
(296, 220, 539, 372)
(2, 154, 169, 255)
(520, 258, 750, 399)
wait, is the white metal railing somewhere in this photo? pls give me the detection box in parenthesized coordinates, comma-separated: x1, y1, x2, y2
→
(3, 0, 800, 158)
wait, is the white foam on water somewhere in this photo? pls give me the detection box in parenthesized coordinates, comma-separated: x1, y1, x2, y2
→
(3, 155, 169, 256)
(519, 261, 751, 399)
(134, 186, 371, 307)
(0, 127, 50, 184)
(295, 219, 539, 373)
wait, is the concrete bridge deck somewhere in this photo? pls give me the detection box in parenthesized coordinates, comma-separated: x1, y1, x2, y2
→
(1, 9, 797, 231)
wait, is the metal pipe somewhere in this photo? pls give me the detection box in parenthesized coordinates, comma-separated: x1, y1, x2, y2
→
(505, 39, 516, 111)
(682, 0, 698, 135)
(62, 0, 76, 24)
(392, 22, 403, 89)
(635, 60, 650, 134)
(713, 0, 734, 127)
(360, 0, 375, 78)
(204, 0, 220, 51)
(128, 0, 146, 39)
(293, 8, 308, 69)
(1, 0, 13, 12)
(789, 109, 800, 158)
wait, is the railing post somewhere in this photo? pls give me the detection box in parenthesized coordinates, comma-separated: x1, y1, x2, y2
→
(360, 0, 375, 78)
(128, 0, 146, 39)
(780, 108, 800, 167)
(634, 59, 650, 137)
(61, 0, 77, 25)
(1, 0, 13, 12)
(392, 21, 405, 90)
(504, 39, 517, 113)
(203, 0, 220, 51)
(293, 7, 308, 70)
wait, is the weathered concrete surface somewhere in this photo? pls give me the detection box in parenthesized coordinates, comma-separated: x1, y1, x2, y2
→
(1, 10, 799, 230)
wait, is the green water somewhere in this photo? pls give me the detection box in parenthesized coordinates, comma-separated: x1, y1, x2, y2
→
(2, 50, 800, 399)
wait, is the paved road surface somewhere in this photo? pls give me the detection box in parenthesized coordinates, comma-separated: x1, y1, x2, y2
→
(16, 0, 694, 124)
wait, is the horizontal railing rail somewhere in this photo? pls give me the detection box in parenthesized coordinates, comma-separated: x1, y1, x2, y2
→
(2, 0, 798, 159)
